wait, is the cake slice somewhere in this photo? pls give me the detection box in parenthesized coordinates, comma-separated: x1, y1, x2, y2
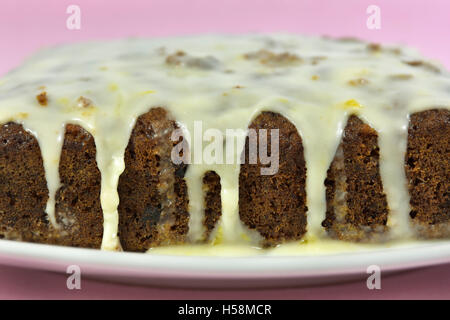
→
(54, 124, 103, 248)
(406, 109, 450, 237)
(322, 115, 389, 241)
(0, 122, 51, 242)
(239, 111, 307, 245)
(117, 107, 189, 252)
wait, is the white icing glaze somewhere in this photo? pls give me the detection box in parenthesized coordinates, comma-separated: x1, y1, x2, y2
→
(0, 34, 449, 252)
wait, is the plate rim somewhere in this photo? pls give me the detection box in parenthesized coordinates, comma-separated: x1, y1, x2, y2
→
(1, 239, 450, 281)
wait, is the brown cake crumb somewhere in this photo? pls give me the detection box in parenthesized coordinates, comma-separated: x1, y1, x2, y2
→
(367, 43, 381, 52)
(403, 60, 440, 73)
(36, 91, 48, 106)
(244, 50, 302, 67)
(76, 96, 93, 108)
(165, 50, 186, 65)
(166, 51, 219, 70)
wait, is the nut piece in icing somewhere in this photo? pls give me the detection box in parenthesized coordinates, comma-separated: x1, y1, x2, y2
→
(403, 60, 440, 73)
(244, 49, 302, 67)
(166, 50, 220, 70)
(36, 91, 48, 106)
(76, 96, 93, 108)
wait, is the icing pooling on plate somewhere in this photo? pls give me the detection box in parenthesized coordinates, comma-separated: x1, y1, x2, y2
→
(0, 34, 449, 252)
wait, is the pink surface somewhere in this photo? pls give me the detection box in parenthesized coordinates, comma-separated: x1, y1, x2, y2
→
(0, 0, 449, 75)
(0, 0, 449, 298)
(1, 264, 450, 299)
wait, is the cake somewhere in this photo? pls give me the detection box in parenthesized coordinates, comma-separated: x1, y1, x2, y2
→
(0, 34, 448, 252)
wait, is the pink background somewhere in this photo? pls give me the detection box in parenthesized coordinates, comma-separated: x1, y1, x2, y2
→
(1, 0, 450, 75)
(2, 264, 450, 299)
(0, 0, 449, 299)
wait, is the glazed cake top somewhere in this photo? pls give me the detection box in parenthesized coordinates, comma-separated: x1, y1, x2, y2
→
(0, 34, 449, 251)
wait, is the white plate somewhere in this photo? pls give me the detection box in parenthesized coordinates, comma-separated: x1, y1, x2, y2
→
(1, 239, 450, 288)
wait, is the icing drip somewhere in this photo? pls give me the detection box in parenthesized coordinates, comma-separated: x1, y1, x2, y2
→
(186, 165, 207, 242)
(375, 114, 413, 239)
(22, 120, 64, 228)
